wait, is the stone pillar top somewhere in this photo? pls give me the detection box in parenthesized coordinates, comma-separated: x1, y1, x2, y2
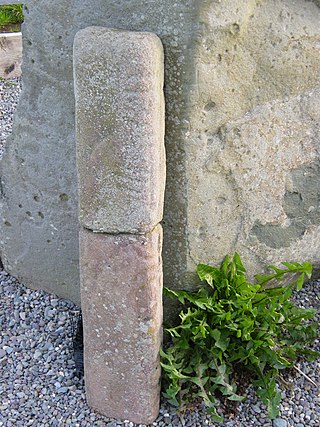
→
(74, 27, 165, 234)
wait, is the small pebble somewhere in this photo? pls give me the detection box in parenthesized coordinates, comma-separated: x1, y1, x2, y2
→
(253, 404, 262, 414)
(273, 418, 287, 427)
(4, 346, 13, 354)
(33, 350, 42, 360)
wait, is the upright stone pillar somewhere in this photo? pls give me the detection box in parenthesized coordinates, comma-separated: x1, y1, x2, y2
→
(74, 27, 165, 424)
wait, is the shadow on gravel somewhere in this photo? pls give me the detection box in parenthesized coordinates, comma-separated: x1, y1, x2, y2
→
(72, 311, 84, 380)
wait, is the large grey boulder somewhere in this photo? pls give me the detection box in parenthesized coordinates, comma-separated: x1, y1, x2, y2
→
(0, 0, 319, 313)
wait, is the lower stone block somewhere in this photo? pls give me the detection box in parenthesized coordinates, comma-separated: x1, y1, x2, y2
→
(79, 225, 163, 425)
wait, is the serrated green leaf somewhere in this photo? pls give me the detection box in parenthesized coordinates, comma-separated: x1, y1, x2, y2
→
(206, 408, 224, 423)
(233, 252, 246, 273)
(295, 273, 304, 291)
(197, 264, 221, 287)
(267, 392, 281, 419)
(302, 262, 313, 278)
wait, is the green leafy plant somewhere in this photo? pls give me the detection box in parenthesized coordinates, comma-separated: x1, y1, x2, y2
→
(161, 254, 319, 422)
(0, 4, 24, 32)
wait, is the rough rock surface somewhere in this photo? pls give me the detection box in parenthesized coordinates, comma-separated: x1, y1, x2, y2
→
(79, 226, 163, 425)
(0, 0, 319, 314)
(185, 1, 320, 282)
(74, 27, 165, 234)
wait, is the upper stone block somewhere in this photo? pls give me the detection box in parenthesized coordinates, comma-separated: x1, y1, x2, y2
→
(74, 27, 165, 233)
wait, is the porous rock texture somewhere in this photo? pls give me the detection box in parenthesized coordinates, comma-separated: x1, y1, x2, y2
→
(74, 27, 165, 234)
(79, 226, 163, 425)
(186, 1, 320, 282)
(0, 0, 319, 315)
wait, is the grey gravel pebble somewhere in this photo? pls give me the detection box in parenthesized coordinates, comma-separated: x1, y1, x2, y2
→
(0, 77, 22, 159)
(0, 78, 320, 427)
(273, 418, 287, 427)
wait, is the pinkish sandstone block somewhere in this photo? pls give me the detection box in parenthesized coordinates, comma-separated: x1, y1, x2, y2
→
(79, 225, 163, 424)
(74, 27, 165, 234)
(0, 32, 22, 79)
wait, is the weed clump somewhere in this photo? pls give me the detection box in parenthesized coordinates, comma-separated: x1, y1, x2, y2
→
(161, 254, 319, 422)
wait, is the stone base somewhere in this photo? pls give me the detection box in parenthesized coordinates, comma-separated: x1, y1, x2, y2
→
(79, 225, 163, 425)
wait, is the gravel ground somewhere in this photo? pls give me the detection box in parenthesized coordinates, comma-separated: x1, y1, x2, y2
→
(0, 77, 319, 427)
(0, 77, 22, 159)
(0, 270, 319, 427)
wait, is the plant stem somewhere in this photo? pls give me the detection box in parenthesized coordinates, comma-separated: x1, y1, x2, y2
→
(293, 365, 318, 388)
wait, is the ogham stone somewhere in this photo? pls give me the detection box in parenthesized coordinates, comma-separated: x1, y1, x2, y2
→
(74, 28, 165, 424)
(74, 27, 165, 234)
(79, 226, 163, 425)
